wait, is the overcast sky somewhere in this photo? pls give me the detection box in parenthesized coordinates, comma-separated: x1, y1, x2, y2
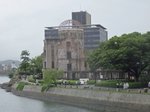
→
(0, 0, 149, 61)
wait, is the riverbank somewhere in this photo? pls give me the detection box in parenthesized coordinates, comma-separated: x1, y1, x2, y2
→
(10, 84, 150, 112)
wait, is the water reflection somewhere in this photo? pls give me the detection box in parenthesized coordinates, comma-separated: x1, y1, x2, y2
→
(0, 75, 96, 112)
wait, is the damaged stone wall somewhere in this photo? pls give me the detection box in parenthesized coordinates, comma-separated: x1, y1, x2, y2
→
(43, 28, 86, 79)
(57, 29, 85, 72)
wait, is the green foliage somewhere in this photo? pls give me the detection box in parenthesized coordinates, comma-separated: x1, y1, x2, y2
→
(41, 84, 55, 92)
(95, 80, 147, 88)
(21, 50, 30, 60)
(88, 31, 150, 81)
(128, 82, 147, 88)
(41, 69, 63, 92)
(87, 80, 95, 85)
(8, 68, 18, 79)
(96, 80, 118, 88)
(8, 72, 14, 78)
(139, 74, 150, 82)
(38, 80, 44, 84)
(16, 82, 27, 91)
(68, 80, 77, 85)
(18, 51, 43, 78)
(41, 84, 49, 92)
(29, 56, 43, 76)
(27, 75, 36, 83)
(19, 50, 30, 74)
(43, 69, 63, 85)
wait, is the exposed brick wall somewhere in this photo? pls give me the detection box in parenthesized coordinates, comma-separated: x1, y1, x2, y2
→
(44, 29, 86, 78)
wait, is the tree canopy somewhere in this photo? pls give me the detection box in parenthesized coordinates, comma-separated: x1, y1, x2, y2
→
(43, 69, 63, 85)
(19, 50, 30, 74)
(29, 56, 43, 75)
(88, 32, 150, 81)
(19, 50, 43, 77)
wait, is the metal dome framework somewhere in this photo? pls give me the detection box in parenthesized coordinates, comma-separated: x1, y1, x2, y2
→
(59, 19, 81, 29)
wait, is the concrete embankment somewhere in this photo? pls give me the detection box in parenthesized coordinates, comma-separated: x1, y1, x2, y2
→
(0, 82, 11, 92)
(11, 85, 150, 112)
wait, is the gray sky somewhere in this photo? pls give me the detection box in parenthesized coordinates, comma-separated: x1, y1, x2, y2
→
(0, 0, 149, 61)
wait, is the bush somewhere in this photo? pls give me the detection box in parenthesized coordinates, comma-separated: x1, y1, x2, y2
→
(139, 74, 150, 82)
(87, 80, 95, 85)
(43, 69, 63, 85)
(41, 85, 49, 92)
(8, 73, 14, 78)
(95, 80, 120, 88)
(68, 80, 77, 85)
(41, 84, 55, 92)
(16, 82, 27, 91)
(38, 80, 44, 84)
(27, 75, 36, 83)
(56, 80, 63, 85)
(95, 80, 148, 88)
(128, 82, 147, 88)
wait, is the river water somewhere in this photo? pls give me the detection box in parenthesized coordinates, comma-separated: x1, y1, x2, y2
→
(0, 76, 96, 112)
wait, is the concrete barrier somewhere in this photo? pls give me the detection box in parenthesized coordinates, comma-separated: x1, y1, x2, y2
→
(12, 85, 150, 112)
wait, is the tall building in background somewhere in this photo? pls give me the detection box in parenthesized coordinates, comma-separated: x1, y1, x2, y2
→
(84, 24, 107, 50)
(72, 11, 107, 50)
(72, 11, 91, 25)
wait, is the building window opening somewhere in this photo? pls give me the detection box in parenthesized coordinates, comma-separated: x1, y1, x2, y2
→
(66, 41, 71, 48)
(67, 64, 72, 71)
(52, 61, 54, 68)
(44, 62, 46, 69)
(67, 51, 71, 59)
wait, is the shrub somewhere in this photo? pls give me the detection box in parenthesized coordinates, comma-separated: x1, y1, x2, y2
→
(68, 80, 77, 85)
(56, 80, 63, 85)
(41, 84, 55, 92)
(16, 82, 27, 91)
(94, 80, 148, 88)
(41, 85, 49, 92)
(27, 75, 36, 83)
(38, 80, 44, 84)
(139, 74, 150, 82)
(128, 82, 147, 88)
(43, 69, 63, 85)
(95, 80, 120, 88)
(8, 73, 14, 78)
(87, 80, 95, 85)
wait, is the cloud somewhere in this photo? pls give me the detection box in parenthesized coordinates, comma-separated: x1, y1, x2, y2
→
(0, 0, 150, 60)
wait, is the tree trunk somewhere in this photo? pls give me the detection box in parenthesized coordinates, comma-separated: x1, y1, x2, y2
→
(94, 72, 97, 84)
(134, 74, 139, 82)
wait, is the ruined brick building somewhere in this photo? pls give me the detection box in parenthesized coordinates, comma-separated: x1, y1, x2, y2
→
(43, 11, 108, 79)
(43, 26, 85, 79)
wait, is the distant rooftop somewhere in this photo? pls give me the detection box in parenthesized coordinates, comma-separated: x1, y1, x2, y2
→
(45, 24, 106, 30)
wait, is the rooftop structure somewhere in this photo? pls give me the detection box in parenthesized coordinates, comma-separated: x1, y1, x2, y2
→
(45, 23, 107, 50)
(72, 11, 91, 25)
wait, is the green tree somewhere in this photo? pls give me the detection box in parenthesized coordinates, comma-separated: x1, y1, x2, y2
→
(43, 69, 63, 85)
(29, 56, 43, 75)
(19, 50, 30, 75)
(88, 32, 150, 81)
(142, 32, 150, 77)
(87, 49, 103, 83)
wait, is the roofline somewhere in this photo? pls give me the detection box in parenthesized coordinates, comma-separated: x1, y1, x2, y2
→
(45, 24, 106, 30)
